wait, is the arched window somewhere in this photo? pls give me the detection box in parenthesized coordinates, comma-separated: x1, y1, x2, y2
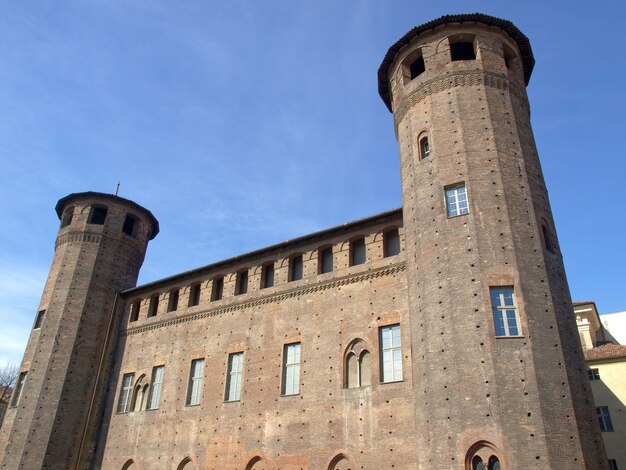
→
(246, 456, 267, 470)
(472, 456, 485, 470)
(329, 454, 355, 470)
(177, 457, 193, 470)
(121, 459, 135, 470)
(419, 136, 430, 159)
(345, 340, 371, 388)
(466, 441, 502, 470)
(488, 456, 501, 470)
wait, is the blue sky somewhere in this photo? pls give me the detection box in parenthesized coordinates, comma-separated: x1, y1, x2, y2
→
(1, 1, 625, 368)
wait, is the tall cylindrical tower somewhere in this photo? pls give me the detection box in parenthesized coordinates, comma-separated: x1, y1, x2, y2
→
(0, 192, 158, 469)
(378, 14, 607, 469)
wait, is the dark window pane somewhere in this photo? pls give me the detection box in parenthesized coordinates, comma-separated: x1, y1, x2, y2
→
(320, 247, 333, 273)
(88, 206, 108, 225)
(384, 229, 401, 257)
(290, 255, 303, 281)
(451, 41, 476, 61)
(262, 264, 275, 288)
(351, 238, 366, 266)
(188, 283, 201, 307)
(129, 300, 140, 322)
(237, 271, 248, 295)
(122, 215, 137, 237)
(148, 295, 159, 317)
(212, 277, 224, 301)
(34, 309, 45, 329)
(409, 56, 425, 79)
(168, 289, 179, 312)
(60, 208, 73, 228)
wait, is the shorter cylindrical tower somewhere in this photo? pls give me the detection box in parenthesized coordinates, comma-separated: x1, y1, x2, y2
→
(0, 192, 158, 469)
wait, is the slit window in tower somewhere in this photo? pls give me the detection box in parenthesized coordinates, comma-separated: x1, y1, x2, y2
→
(445, 183, 469, 217)
(33, 309, 46, 329)
(10, 371, 27, 407)
(450, 41, 476, 61)
(380, 324, 403, 383)
(186, 359, 204, 406)
(261, 263, 275, 289)
(148, 294, 159, 317)
(87, 206, 108, 225)
(490, 287, 521, 337)
(542, 223, 555, 253)
(211, 277, 224, 301)
(129, 300, 140, 322)
(167, 288, 179, 312)
(409, 55, 425, 79)
(122, 214, 138, 237)
(419, 136, 430, 159)
(225, 352, 243, 402)
(350, 238, 366, 266)
(384, 229, 401, 257)
(188, 283, 201, 307)
(319, 247, 333, 274)
(236, 270, 248, 295)
(60, 207, 74, 228)
(147, 365, 164, 410)
(117, 373, 134, 413)
(289, 255, 303, 282)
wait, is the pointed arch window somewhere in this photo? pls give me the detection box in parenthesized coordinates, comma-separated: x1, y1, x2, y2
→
(345, 340, 371, 388)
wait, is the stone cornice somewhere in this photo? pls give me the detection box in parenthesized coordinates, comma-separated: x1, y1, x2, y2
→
(124, 262, 406, 336)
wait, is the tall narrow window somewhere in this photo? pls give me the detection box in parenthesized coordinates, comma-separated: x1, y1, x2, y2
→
(282, 343, 301, 395)
(129, 300, 140, 322)
(87, 206, 108, 225)
(225, 352, 243, 401)
(384, 229, 401, 257)
(33, 309, 45, 329)
(351, 238, 366, 266)
(419, 136, 430, 159)
(60, 207, 74, 228)
(597, 406, 614, 432)
(147, 365, 164, 410)
(10, 371, 27, 407)
(188, 283, 201, 307)
(488, 456, 501, 470)
(167, 289, 179, 312)
(472, 456, 485, 470)
(490, 287, 521, 337)
(380, 325, 403, 383)
(319, 247, 333, 274)
(345, 348, 371, 389)
(122, 214, 138, 237)
(211, 277, 224, 301)
(608, 459, 618, 470)
(450, 41, 476, 61)
(542, 223, 555, 253)
(117, 373, 134, 413)
(261, 263, 275, 289)
(409, 55, 425, 79)
(236, 270, 248, 295)
(187, 359, 204, 406)
(290, 255, 303, 281)
(148, 294, 159, 317)
(445, 183, 469, 217)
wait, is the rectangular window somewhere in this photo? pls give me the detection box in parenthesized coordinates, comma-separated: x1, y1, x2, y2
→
(147, 365, 164, 410)
(167, 289, 179, 312)
(34, 309, 46, 329)
(597, 406, 614, 432)
(290, 255, 303, 281)
(384, 229, 401, 257)
(262, 263, 275, 289)
(188, 283, 201, 307)
(450, 41, 476, 61)
(10, 371, 27, 408)
(490, 287, 521, 337)
(319, 247, 333, 274)
(87, 206, 108, 225)
(236, 270, 248, 295)
(211, 277, 224, 301)
(129, 300, 140, 322)
(148, 294, 159, 317)
(186, 359, 204, 406)
(380, 325, 403, 383)
(351, 238, 366, 266)
(445, 183, 469, 217)
(117, 373, 134, 413)
(588, 368, 600, 380)
(225, 352, 244, 401)
(122, 215, 138, 237)
(282, 343, 301, 395)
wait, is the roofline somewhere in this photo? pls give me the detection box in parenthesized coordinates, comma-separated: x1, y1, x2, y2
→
(123, 207, 403, 296)
(55, 192, 160, 240)
(377, 13, 535, 112)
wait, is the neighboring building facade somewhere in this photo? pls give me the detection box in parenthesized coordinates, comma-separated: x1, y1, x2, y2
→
(575, 302, 626, 470)
(0, 14, 610, 470)
(600, 311, 626, 346)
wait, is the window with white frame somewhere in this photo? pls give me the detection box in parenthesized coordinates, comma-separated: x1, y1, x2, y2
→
(380, 325, 403, 383)
(490, 287, 521, 337)
(186, 359, 204, 406)
(10, 371, 27, 408)
(445, 183, 469, 217)
(117, 373, 134, 413)
(225, 352, 243, 401)
(282, 343, 301, 395)
(147, 365, 164, 410)
(597, 406, 614, 432)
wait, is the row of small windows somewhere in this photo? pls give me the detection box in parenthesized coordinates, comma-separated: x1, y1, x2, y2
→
(129, 229, 401, 322)
(117, 325, 403, 414)
(404, 36, 517, 82)
(60, 205, 139, 238)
